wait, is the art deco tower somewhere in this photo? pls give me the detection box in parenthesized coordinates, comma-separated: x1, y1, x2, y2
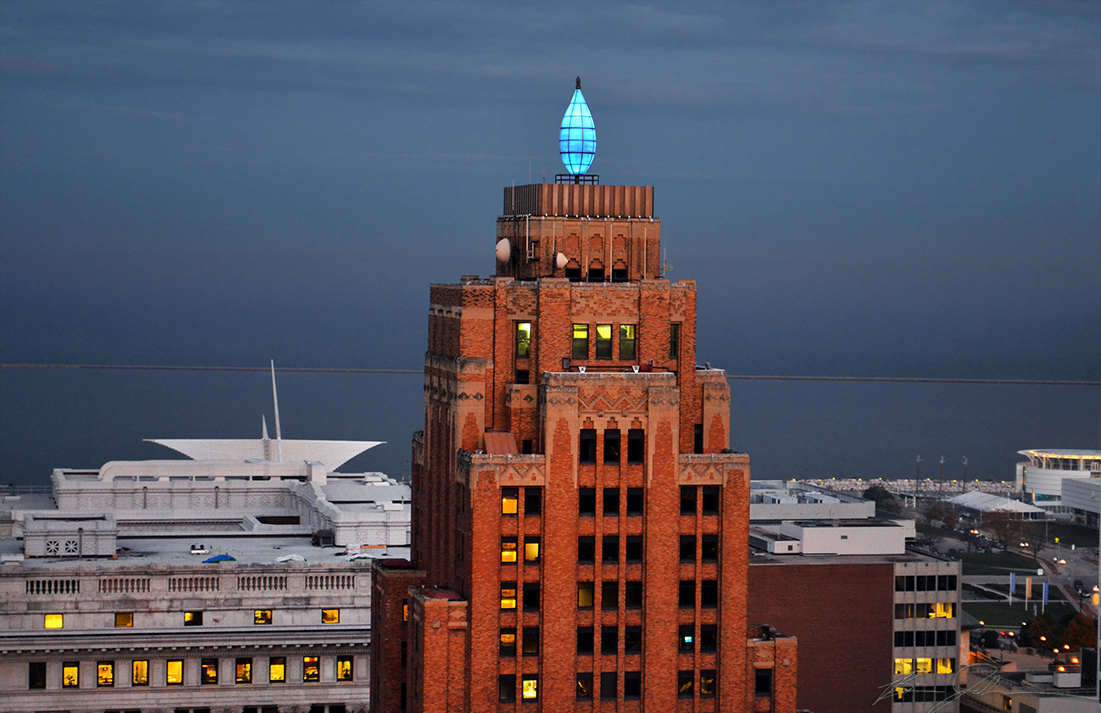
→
(370, 80, 797, 713)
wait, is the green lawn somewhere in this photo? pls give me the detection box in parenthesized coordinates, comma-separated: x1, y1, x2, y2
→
(963, 601, 1077, 629)
(955, 551, 1042, 576)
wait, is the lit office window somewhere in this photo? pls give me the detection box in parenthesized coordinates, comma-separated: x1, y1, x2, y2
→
(269, 657, 286, 683)
(97, 662, 114, 687)
(937, 658, 955, 674)
(236, 658, 252, 684)
(201, 658, 218, 685)
(44, 614, 63, 629)
(522, 674, 539, 700)
(516, 322, 532, 357)
(595, 324, 613, 358)
(184, 611, 203, 626)
(502, 487, 519, 515)
(894, 658, 914, 675)
(337, 655, 353, 682)
(322, 608, 340, 624)
(500, 583, 517, 610)
(62, 662, 79, 688)
(619, 324, 637, 360)
(254, 609, 272, 625)
(166, 660, 183, 686)
(915, 658, 933, 675)
(501, 537, 518, 563)
(524, 537, 540, 562)
(132, 660, 149, 686)
(572, 324, 589, 359)
(302, 656, 320, 682)
(114, 612, 133, 627)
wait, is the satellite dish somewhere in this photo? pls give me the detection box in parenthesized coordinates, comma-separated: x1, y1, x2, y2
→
(496, 239, 511, 263)
(556, 252, 568, 269)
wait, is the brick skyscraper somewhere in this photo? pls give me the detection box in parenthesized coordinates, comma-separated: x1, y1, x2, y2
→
(371, 83, 796, 713)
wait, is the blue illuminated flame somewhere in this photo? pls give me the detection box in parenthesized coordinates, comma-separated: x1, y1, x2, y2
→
(559, 81, 596, 175)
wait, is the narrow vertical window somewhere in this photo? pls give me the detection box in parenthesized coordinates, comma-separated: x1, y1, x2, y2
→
(625, 580, 643, 608)
(669, 323, 681, 359)
(500, 628, 517, 657)
(579, 429, 597, 463)
(502, 487, 519, 515)
(578, 582, 594, 608)
(604, 429, 621, 464)
(132, 660, 149, 686)
(577, 626, 594, 654)
(302, 656, 320, 682)
(701, 669, 717, 697)
(63, 662, 79, 688)
(754, 668, 772, 696)
(166, 660, 183, 685)
(269, 657, 286, 683)
(28, 662, 46, 689)
(516, 322, 532, 357)
(201, 658, 218, 685)
(522, 582, 540, 610)
(577, 672, 593, 699)
(679, 580, 695, 608)
(500, 583, 517, 610)
(680, 486, 697, 515)
(524, 537, 541, 562)
(601, 626, 618, 655)
(572, 324, 589, 359)
(700, 625, 717, 652)
(337, 655, 354, 681)
(624, 670, 642, 698)
(701, 579, 718, 608)
(680, 535, 697, 561)
(627, 429, 644, 464)
(577, 536, 595, 563)
(702, 486, 720, 515)
(603, 487, 620, 516)
(524, 487, 542, 515)
(602, 535, 619, 563)
(595, 324, 613, 358)
(579, 487, 596, 515)
(97, 661, 114, 687)
(521, 674, 539, 700)
(236, 658, 252, 684)
(626, 487, 643, 514)
(701, 534, 719, 561)
(522, 627, 540, 656)
(499, 674, 516, 702)
(619, 324, 637, 360)
(679, 624, 695, 653)
(678, 670, 694, 697)
(626, 535, 643, 562)
(693, 424, 704, 454)
(601, 672, 618, 700)
(501, 536, 518, 563)
(602, 581, 618, 610)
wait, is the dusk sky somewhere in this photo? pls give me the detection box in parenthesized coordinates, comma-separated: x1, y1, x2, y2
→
(1, 1, 1098, 485)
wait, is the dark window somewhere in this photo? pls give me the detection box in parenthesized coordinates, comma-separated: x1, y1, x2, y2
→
(626, 535, 643, 562)
(588, 267, 604, 282)
(627, 429, 644, 464)
(701, 534, 719, 561)
(679, 580, 695, 608)
(500, 628, 517, 657)
(626, 487, 643, 515)
(612, 267, 628, 282)
(600, 672, 617, 700)
(522, 627, 540, 656)
(578, 582, 594, 608)
(595, 324, 613, 358)
(701, 579, 718, 608)
(624, 670, 641, 698)
(572, 324, 589, 359)
(702, 486, 720, 515)
(516, 322, 531, 358)
(624, 626, 642, 654)
(700, 625, 717, 652)
(680, 486, 697, 515)
(524, 487, 542, 515)
(603, 487, 620, 516)
(679, 624, 695, 652)
(680, 535, 696, 561)
(28, 662, 46, 689)
(580, 430, 597, 464)
(602, 580, 618, 610)
(577, 626, 594, 654)
(499, 674, 516, 702)
(522, 582, 540, 611)
(604, 430, 621, 464)
(578, 536, 595, 563)
(619, 324, 637, 361)
(522, 439, 533, 454)
(565, 266, 582, 281)
(678, 670, 694, 697)
(601, 626, 618, 655)
(515, 369, 529, 384)
(602, 535, 619, 563)
(693, 424, 703, 454)
(579, 487, 596, 515)
(625, 580, 642, 608)
(576, 672, 593, 699)
(894, 575, 907, 592)
(755, 668, 772, 696)
(700, 669, 716, 698)
(669, 323, 681, 358)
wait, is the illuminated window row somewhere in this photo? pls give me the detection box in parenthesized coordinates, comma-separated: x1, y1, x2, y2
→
(45, 608, 341, 629)
(570, 323, 637, 360)
(893, 602, 955, 620)
(893, 657, 955, 675)
(30, 655, 353, 688)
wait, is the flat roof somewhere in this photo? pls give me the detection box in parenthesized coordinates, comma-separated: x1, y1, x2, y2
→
(1019, 449, 1101, 459)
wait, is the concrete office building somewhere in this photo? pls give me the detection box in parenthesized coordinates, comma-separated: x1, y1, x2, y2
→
(0, 429, 411, 713)
(369, 81, 797, 713)
(1016, 449, 1101, 519)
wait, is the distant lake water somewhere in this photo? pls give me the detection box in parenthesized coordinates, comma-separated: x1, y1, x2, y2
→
(1, 368, 1098, 487)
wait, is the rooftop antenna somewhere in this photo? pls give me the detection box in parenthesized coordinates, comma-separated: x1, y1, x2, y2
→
(270, 360, 284, 461)
(914, 455, 922, 510)
(938, 455, 945, 500)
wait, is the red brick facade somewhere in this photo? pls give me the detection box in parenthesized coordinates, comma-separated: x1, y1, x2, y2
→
(370, 183, 797, 713)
